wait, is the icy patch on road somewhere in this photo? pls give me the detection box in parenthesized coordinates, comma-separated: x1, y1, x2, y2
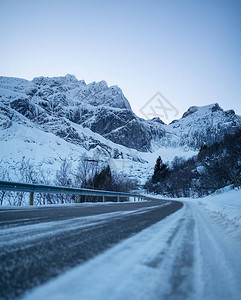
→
(0, 204, 169, 246)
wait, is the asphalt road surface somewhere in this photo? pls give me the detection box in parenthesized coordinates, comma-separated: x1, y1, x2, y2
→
(0, 199, 182, 299)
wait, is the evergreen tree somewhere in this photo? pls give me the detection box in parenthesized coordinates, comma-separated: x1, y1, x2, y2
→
(152, 156, 168, 184)
(154, 156, 162, 175)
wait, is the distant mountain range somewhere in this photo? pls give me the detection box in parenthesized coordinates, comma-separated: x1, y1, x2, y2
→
(0, 75, 240, 184)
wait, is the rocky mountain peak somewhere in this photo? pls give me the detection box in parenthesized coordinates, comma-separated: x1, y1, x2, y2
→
(181, 103, 223, 119)
(32, 74, 79, 86)
(0, 75, 240, 154)
(181, 106, 199, 118)
(210, 103, 223, 112)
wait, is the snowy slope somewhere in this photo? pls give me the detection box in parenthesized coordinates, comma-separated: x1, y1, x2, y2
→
(0, 109, 150, 183)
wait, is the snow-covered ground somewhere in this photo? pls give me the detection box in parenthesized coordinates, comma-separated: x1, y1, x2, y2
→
(195, 186, 241, 246)
(23, 188, 241, 300)
(0, 115, 196, 186)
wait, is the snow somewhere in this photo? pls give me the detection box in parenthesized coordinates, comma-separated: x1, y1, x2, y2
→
(0, 121, 87, 178)
(196, 165, 206, 174)
(195, 187, 241, 245)
(1, 75, 240, 187)
(109, 146, 197, 185)
(23, 188, 241, 300)
(142, 146, 197, 166)
(0, 107, 196, 185)
(1, 75, 241, 298)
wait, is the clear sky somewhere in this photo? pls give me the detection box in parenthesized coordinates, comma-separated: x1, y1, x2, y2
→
(0, 0, 240, 122)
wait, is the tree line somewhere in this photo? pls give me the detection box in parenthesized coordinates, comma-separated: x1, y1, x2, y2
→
(145, 129, 241, 197)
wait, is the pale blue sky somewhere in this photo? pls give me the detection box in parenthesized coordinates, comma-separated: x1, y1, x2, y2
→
(0, 0, 240, 122)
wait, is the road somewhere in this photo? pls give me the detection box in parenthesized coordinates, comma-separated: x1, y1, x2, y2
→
(0, 199, 182, 300)
(21, 199, 241, 300)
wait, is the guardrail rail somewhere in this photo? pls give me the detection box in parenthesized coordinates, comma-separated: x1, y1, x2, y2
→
(0, 181, 147, 205)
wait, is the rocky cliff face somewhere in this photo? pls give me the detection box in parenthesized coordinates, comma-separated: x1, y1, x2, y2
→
(0, 75, 166, 152)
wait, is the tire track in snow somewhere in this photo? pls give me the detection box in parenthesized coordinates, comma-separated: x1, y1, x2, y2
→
(189, 203, 241, 300)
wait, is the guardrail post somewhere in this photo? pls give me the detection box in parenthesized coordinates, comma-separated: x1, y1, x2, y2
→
(29, 192, 34, 206)
(117, 196, 120, 202)
(103, 196, 106, 202)
(77, 195, 81, 203)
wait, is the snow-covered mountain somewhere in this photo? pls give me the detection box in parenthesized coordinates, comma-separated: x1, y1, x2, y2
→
(0, 75, 240, 184)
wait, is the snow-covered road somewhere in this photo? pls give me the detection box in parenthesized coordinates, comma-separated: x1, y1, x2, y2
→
(23, 189, 241, 300)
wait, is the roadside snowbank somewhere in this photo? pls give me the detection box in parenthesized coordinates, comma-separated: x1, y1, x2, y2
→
(150, 186, 241, 244)
(195, 187, 241, 246)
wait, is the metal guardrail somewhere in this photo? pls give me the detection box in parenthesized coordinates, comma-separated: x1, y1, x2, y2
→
(0, 181, 147, 205)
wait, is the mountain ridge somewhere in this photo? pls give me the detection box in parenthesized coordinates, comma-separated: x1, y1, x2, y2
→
(0, 75, 240, 184)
